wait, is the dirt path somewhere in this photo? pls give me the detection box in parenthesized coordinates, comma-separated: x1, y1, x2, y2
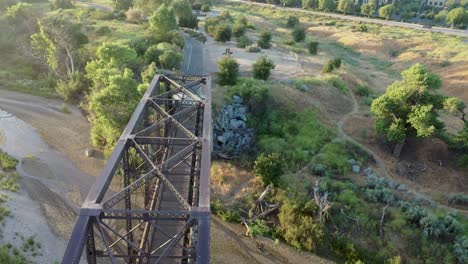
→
(336, 91, 467, 215)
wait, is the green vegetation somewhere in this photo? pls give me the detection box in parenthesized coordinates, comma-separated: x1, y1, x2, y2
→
(307, 41, 318, 54)
(0, 245, 28, 264)
(337, 0, 353, 15)
(379, 4, 395, 20)
(252, 56, 275, 80)
(322, 58, 342, 73)
(371, 64, 458, 157)
(291, 26, 305, 42)
(217, 56, 239, 86)
(211, 199, 241, 222)
(257, 30, 272, 49)
(254, 153, 284, 186)
(0, 172, 20, 192)
(0, 151, 18, 171)
(286, 15, 299, 28)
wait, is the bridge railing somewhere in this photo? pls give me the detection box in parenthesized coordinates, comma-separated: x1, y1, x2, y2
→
(62, 74, 211, 264)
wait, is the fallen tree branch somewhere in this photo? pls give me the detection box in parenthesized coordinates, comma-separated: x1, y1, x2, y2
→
(380, 204, 389, 240)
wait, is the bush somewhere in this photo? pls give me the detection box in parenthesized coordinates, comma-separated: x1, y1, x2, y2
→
(95, 26, 112, 36)
(159, 50, 182, 69)
(211, 199, 241, 222)
(399, 201, 428, 225)
(192, 3, 201, 10)
(236, 35, 252, 48)
(365, 187, 394, 204)
(292, 27, 306, 42)
(228, 78, 270, 115)
(232, 22, 246, 38)
(356, 84, 371, 96)
(144, 45, 163, 64)
(51, 0, 73, 10)
(448, 193, 468, 205)
(252, 56, 275, 80)
(56, 72, 90, 101)
(126, 7, 145, 24)
(457, 154, 468, 168)
(213, 24, 232, 42)
(286, 15, 300, 28)
(323, 58, 342, 73)
(257, 31, 272, 49)
(201, 4, 210, 12)
(246, 44, 261, 52)
(278, 199, 324, 251)
(358, 24, 368, 32)
(454, 236, 468, 264)
(254, 153, 284, 186)
(248, 220, 274, 237)
(308, 41, 318, 54)
(0, 151, 18, 171)
(420, 214, 463, 240)
(128, 37, 150, 56)
(217, 56, 239, 85)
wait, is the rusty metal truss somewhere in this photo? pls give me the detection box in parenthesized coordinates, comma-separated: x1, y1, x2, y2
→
(62, 75, 211, 264)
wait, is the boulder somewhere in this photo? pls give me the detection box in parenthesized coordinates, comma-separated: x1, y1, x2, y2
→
(397, 184, 408, 191)
(387, 179, 399, 189)
(352, 165, 360, 174)
(85, 149, 94, 157)
(363, 167, 373, 176)
(347, 159, 358, 165)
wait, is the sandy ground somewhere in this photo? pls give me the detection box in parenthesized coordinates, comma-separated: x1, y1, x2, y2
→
(0, 89, 105, 177)
(201, 12, 324, 80)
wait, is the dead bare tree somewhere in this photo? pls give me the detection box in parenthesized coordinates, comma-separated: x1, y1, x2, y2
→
(313, 180, 331, 223)
(380, 204, 389, 240)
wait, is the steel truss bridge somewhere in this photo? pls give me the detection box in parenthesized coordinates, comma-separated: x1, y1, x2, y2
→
(62, 75, 211, 264)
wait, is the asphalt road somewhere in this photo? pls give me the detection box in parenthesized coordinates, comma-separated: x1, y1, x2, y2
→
(227, 0, 468, 38)
(182, 36, 205, 75)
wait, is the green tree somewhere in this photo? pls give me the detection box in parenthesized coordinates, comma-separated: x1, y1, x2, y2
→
(446, 7, 467, 28)
(138, 62, 157, 94)
(31, 15, 88, 80)
(126, 7, 146, 24)
(133, 0, 167, 14)
(173, 0, 198, 28)
(379, 4, 395, 20)
(213, 24, 232, 42)
(278, 198, 324, 251)
(252, 56, 276, 80)
(302, 0, 318, 9)
(217, 56, 239, 86)
(159, 49, 182, 69)
(337, 0, 353, 15)
(371, 64, 448, 157)
(86, 42, 138, 90)
(254, 153, 284, 186)
(233, 15, 248, 37)
(56, 72, 90, 101)
(308, 41, 318, 54)
(319, 0, 335, 11)
(369, 0, 377, 14)
(5, 2, 35, 32)
(292, 26, 306, 42)
(361, 4, 372, 17)
(148, 4, 178, 42)
(257, 31, 272, 49)
(88, 69, 140, 152)
(286, 15, 300, 27)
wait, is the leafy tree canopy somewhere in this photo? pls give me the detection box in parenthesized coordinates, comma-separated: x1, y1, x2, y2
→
(148, 4, 178, 42)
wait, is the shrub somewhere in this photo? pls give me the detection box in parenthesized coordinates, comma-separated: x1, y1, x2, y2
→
(246, 44, 261, 53)
(286, 15, 299, 28)
(232, 22, 246, 38)
(192, 3, 201, 10)
(292, 27, 306, 42)
(201, 4, 210, 12)
(457, 154, 468, 168)
(228, 78, 270, 115)
(217, 56, 239, 85)
(126, 7, 145, 24)
(308, 41, 318, 54)
(399, 201, 428, 225)
(448, 193, 468, 205)
(211, 199, 241, 222)
(454, 236, 468, 264)
(56, 72, 90, 101)
(128, 37, 150, 56)
(144, 45, 163, 64)
(356, 84, 371, 96)
(322, 58, 342, 73)
(420, 214, 463, 239)
(248, 220, 274, 237)
(159, 50, 182, 69)
(358, 24, 368, 32)
(95, 26, 112, 36)
(51, 0, 73, 10)
(213, 24, 232, 42)
(252, 56, 275, 80)
(254, 153, 284, 186)
(0, 151, 18, 171)
(278, 199, 324, 251)
(365, 187, 394, 204)
(257, 31, 272, 49)
(236, 35, 252, 48)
